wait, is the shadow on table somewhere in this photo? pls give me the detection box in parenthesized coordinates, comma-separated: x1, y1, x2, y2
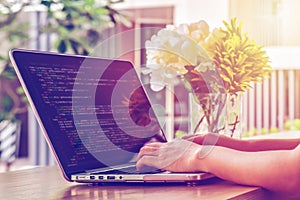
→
(57, 178, 222, 200)
(57, 178, 300, 200)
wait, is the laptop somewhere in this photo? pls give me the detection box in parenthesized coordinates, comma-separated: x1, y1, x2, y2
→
(9, 49, 213, 183)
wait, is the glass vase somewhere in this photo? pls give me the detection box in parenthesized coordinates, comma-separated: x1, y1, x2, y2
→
(188, 93, 242, 138)
(188, 93, 227, 135)
(225, 93, 242, 138)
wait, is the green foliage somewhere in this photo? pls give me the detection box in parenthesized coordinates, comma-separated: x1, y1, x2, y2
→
(284, 119, 300, 130)
(0, 0, 127, 121)
(41, 0, 128, 55)
(0, 95, 13, 120)
(268, 127, 279, 133)
(242, 127, 279, 138)
(0, 1, 29, 76)
(294, 119, 300, 130)
(260, 128, 269, 135)
(175, 130, 188, 138)
(242, 128, 256, 138)
(0, 1, 29, 121)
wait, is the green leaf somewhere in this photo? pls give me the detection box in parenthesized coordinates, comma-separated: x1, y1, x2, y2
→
(16, 86, 24, 95)
(57, 40, 67, 53)
(69, 39, 80, 54)
(41, 0, 52, 8)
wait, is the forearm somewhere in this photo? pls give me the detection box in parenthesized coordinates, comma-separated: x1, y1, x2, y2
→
(197, 145, 300, 194)
(243, 138, 300, 151)
(201, 134, 300, 151)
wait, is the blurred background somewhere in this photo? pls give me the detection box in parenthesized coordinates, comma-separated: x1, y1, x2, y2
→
(1, 0, 300, 172)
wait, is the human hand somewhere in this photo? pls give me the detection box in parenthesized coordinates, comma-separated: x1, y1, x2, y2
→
(136, 139, 203, 172)
(182, 133, 220, 146)
(182, 134, 206, 144)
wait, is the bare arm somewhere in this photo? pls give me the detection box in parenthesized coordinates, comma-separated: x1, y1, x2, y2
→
(199, 144, 300, 195)
(183, 133, 300, 151)
(137, 140, 300, 196)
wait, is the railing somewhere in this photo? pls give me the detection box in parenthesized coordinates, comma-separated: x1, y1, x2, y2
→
(27, 11, 56, 166)
(242, 47, 300, 136)
(242, 69, 300, 135)
(25, 10, 300, 165)
(27, 61, 300, 165)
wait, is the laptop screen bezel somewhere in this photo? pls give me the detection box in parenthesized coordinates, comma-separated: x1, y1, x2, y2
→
(9, 49, 167, 180)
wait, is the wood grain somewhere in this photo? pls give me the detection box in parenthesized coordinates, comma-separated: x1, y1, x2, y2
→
(0, 166, 269, 200)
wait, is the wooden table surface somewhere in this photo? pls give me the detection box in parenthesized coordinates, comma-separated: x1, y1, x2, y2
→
(3, 131, 300, 199)
(0, 166, 273, 200)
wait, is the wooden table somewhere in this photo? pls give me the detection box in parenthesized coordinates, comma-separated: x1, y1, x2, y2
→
(0, 166, 275, 200)
(3, 131, 300, 199)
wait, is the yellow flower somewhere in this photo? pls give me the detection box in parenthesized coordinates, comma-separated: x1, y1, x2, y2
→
(203, 18, 272, 94)
(145, 18, 271, 95)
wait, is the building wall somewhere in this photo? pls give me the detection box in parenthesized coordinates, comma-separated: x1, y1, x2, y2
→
(114, 0, 229, 28)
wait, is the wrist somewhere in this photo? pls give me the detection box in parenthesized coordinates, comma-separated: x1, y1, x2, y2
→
(190, 145, 212, 173)
(197, 145, 220, 173)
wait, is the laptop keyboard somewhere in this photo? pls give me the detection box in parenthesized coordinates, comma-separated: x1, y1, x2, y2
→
(91, 166, 165, 175)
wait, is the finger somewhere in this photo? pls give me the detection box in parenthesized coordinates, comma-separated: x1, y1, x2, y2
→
(136, 155, 159, 171)
(190, 136, 204, 144)
(137, 146, 159, 161)
(202, 133, 220, 146)
(182, 135, 203, 143)
(144, 142, 163, 147)
(181, 134, 197, 139)
(182, 135, 197, 140)
(182, 134, 217, 145)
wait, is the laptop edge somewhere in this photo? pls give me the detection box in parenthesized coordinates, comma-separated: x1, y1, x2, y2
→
(9, 49, 213, 183)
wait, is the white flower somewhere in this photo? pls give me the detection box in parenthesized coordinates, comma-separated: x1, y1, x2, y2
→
(144, 23, 211, 91)
(195, 61, 215, 72)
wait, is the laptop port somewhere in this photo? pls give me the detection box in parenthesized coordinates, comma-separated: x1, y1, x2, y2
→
(98, 176, 104, 179)
(90, 176, 95, 180)
(107, 176, 115, 180)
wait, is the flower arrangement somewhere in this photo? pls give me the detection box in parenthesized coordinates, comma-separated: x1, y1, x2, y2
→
(144, 18, 271, 95)
(144, 18, 272, 136)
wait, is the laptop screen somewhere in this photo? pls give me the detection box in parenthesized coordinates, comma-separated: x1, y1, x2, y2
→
(10, 49, 166, 178)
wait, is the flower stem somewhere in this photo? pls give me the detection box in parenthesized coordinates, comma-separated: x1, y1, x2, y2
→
(193, 114, 205, 134)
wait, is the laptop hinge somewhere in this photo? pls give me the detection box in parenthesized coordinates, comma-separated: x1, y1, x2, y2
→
(85, 163, 136, 174)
